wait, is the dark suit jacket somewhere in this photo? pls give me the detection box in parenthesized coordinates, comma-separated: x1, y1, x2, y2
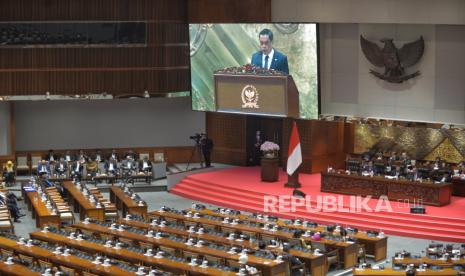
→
(139, 160, 152, 171)
(71, 162, 84, 174)
(251, 49, 289, 74)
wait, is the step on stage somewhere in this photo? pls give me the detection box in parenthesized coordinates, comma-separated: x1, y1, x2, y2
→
(171, 166, 465, 243)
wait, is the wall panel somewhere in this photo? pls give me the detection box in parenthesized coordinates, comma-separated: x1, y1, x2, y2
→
(0, 0, 189, 96)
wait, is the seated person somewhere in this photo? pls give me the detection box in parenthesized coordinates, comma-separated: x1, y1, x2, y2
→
(2, 161, 15, 186)
(63, 150, 75, 162)
(458, 160, 465, 175)
(86, 157, 99, 178)
(282, 243, 304, 276)
(389, 151, 398, 162)
(77, 149, 87, 162)
(108, 149, 119, 162)
(361, 161, 374, 175)
(37, 160, 50, 177)
(54, 157, 68, 177)
(70, 158, 85, 181)
(95, 150, 104, 163)
(255, 240, 275, 259)
(139, 156, 153, 183)
(104, 157, 118, 176)
(124, 150, 138, 160)
(0, 192, 25, 222)
(121, 155, 136, 176)
(44, 149, 58, 163)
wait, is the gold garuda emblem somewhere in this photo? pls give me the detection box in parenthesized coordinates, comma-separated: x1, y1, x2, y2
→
(241, 84, 259, 108)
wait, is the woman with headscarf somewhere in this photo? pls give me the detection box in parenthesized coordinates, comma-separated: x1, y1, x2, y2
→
(2, 161, 15, 187)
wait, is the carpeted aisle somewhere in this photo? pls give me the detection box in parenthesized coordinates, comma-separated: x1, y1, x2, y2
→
(171, 167, 465, 242)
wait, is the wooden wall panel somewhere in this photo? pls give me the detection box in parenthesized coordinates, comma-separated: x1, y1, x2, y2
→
(206, 112, 248, 166)
(188, 0, 271, 23)
(281, 119, 346, 173)
(0, 0, 189, 96)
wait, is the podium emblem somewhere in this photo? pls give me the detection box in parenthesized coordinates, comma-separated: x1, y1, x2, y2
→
(241, 84, 259, 109)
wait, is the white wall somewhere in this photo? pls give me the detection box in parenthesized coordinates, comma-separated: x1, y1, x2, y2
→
(319, 23, 465, 125)
(15, 97, 206, 151)
(0, 102, 10, 155)
(272, 0, 465, 25)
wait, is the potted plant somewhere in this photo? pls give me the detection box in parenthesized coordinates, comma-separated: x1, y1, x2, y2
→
(260, 141, 280, 158)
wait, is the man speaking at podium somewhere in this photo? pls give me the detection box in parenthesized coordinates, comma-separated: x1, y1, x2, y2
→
(251, 28, 289, 74)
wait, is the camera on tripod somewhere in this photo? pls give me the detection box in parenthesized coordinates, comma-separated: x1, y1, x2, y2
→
(189, 133, 205, 144)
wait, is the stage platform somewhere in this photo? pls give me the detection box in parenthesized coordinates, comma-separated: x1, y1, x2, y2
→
(171, 167, 465, 243)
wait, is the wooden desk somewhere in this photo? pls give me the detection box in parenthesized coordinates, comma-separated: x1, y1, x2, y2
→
(0, 236, 135, 276)
(116, 219, 326, 276)
(452, 177, 465, 197)
(72, 222, 287, 276)
(150, 210, 358, 269)
(392, 256, 465, 267)
(352, 267, 462, 275)
(30, 231, 238, 276)
(321, 173, 452, 206)
(110, 186, 147, 219)
(63, 181, 105, 221)
(194, 208, 388, 262)
(0, 260, 41, 276)
(25, 191, 60, 228)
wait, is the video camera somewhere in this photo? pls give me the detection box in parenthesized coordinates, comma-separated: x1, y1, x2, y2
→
(189, 133, 205, 144)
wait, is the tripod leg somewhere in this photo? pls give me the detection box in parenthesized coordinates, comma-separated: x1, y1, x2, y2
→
(186, 145, 198, 171)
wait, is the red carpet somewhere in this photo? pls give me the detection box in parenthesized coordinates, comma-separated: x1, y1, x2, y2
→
(171, 167, 465, 243)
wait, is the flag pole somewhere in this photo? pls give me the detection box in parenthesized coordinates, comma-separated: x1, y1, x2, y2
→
(285, 121, 302, 188)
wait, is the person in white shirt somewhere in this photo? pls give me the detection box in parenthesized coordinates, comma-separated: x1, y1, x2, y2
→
(71, 158, 85, 181)
(55, 157, 68, 177)
(37, 160, 50, 177)
(104, 157, 118, 176)
(138, 156, 153, 183)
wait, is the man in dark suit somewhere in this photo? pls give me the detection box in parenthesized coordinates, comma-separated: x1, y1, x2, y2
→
(200, 134, 214, 167)
(37, 160, 50, 177)
(44, 150, 58, 162)
(71, 158, 85, 181)
(251, 28, 289, 74)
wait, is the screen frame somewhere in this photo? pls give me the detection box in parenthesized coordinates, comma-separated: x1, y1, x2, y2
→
(188, 22, 321, 120)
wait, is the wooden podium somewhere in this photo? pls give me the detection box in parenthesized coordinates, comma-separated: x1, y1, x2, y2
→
(261, 158, 279, 182)
(214, 67, 299, 117)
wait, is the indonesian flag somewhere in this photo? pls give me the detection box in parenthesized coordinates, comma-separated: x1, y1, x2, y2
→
(287, 121, 302, 175)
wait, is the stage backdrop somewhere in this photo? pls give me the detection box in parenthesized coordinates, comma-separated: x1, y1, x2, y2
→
(189, 23, 319, 119)
(354, 124, 465, 163)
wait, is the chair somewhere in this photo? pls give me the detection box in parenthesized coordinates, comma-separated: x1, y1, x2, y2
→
(182, 251, 199, 261)
(59, 266, 76, 276)
(204, 255, 224, 266)
(357, 243, 367, 264)
(18, 254, 34, 264)
(158, 245, 178, 256)
(260, 233, 276, 244)
(31, 155, 42, 174)
(154, 152, 164, 162)
(139, 153, 150, 161)
(119, 237, 137, 247)
(225, 259, 241, 270)
(311, 241, 341, 271)
(1, 249, 13, 257)
(16, 155, 30, 176)
(38, 259, 52, 270)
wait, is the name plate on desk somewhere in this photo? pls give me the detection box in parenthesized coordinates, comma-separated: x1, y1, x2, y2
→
(214, 72, 299, 117)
